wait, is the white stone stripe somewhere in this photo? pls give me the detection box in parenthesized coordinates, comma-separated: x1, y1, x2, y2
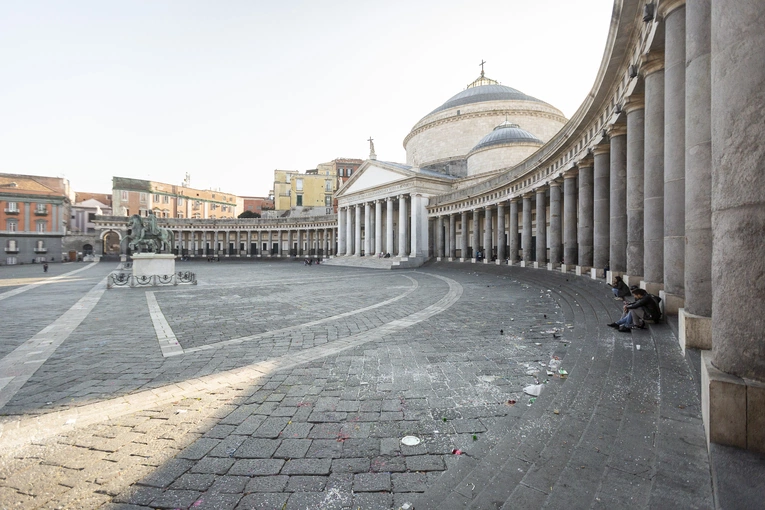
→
(182, 275, 419, 355)
(0, 262, 99, 301)
(0, 277, 108, 410)
(146, 292, 184, 357)
(0, 272, 462, 453)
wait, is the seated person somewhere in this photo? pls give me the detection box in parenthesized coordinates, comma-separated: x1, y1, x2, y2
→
(607, 288, 662, 332)
(609, 276, 632, 301)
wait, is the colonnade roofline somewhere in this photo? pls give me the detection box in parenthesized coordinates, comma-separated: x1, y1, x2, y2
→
(92, 215, 337, 229)
(427, 0, 643, 213)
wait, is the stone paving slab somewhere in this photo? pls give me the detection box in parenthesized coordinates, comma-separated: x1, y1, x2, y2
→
(0, 260, 733, 509)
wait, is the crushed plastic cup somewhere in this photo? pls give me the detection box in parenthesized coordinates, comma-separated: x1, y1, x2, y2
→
(523, 384, 543, 397)
(401, 436, 421, 446)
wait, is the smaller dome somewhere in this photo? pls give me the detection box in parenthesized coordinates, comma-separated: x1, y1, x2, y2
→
(471, 121, 543, 152)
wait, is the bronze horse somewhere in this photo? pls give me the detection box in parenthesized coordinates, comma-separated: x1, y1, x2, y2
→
(121, 214, 174, 253)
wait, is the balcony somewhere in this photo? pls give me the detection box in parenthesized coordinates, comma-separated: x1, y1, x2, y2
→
(4, 247, 19, 254)
(4, 208, 19, 215)
(34, 247, 48, 253)
(34, 209, 48, 216)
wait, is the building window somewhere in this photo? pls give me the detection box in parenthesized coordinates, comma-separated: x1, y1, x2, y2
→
(154, 194, 160, 202)
(121, 191, 128, 200)
(286, 174, 291, 183)
(193, 213, 200, 219)
(122, 207, 129, 216)
(325, 195, 332, 206)
(88, 213, 96, 222)
(325, 180, 332, 191)
(163, 195, 169, 203)
(212, 193, 216, 199)
(140, 193, 147, 203)
(211, 203, 217, 210)
(177, 213, 184, 218)
(6, 239, 18, 251)
(7, 220, 17, 232)
(348, 169, 353, 176)
(296, 195, 303, 206)
(35, 203, 47, 213)
(36, 221, 46, 232)
(296, 179, 303, 191)
(178, 197, 184, 206)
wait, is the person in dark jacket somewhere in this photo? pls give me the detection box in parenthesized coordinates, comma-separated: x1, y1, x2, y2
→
(609, 276, 631, 301)
(607, 288, 662, 332)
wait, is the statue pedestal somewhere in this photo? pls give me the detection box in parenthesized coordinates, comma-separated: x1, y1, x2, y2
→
(132, 253, 176, 277)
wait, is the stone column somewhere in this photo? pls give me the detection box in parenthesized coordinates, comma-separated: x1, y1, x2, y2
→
(386, 197, 394, 256)
(483, 206, 492, 263)
(522, 195, 532, 264)
(563, 173, 577, 266)
(509, 199, 519, 264)
(704, 0, 765, 452)
(337, 208, 345, 255)
(375, 200, 382, 256)
(460, 211, 468, 261)
(577, 160, 594, 270)
(549, 182, 562, 267)
(449, 213, 456, 260)
(625, 99, 645, 282)
(331, 227, 336, 256)
(662, 1, 687, 313)
(354, 205, 362, 256)
(410, 194, 424, 258)
(436, 216, 445, 259)
(609, 124, 628, 275)
(496, 202, 505, 263)
(642, 53, 666, 293)
(263, 230, 269, 256)
(345, 207, 353, 256)
(593, 145, 610, 276)
(275, 231, 281, 257)
(398, 195, 408, 257)
(472, 209, 481, 261)
(681, 0, 712, 350)
(364, 202, 371, 256)
(535, 188, 547, 266)
(287, 230, 293, 257)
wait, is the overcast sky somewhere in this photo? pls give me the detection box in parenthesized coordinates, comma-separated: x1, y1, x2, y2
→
(1, 0, 614, 197)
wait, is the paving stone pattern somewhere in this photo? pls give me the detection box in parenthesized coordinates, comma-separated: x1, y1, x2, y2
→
(0, 260, 716, 509)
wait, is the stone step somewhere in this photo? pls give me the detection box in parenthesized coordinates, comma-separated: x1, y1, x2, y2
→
(415, 267, 614, 509)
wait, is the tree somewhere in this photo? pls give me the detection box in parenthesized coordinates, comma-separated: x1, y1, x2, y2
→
(238, 211, 260, 218)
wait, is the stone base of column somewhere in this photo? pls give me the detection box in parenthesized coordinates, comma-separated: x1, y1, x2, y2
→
(560, 264, 573, 273)
(606, 270, 623, 284)
(659, 291, 685, 315)
(546, 263, 560, 271)
(640, 281, 664, 295)
(622, 274, 643, 287)
(460, 258, 467, 263)
(590, 268, 604, 280)
(575, 266, 591, 276)
(701, 351, 765, 453)
(483, 259, 491, 264)
(437, 257, 443, 261)
(448, 257, 455, 262)
(534, 262, 544, 269)
(471, 258, 478, 264)
(495, 259, 503, 265)
(521, 261, 530, 268)
(678, 309, 712, 353)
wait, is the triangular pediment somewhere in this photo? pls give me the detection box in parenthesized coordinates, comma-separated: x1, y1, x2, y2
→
(337, 160, 415, 197)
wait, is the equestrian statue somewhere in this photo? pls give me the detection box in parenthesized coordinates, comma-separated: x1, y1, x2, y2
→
(121, 213, 174, 254)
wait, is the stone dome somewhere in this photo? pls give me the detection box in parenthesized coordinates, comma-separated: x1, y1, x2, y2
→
(470, 121, 543, 152)
(403, 72, 566, 179)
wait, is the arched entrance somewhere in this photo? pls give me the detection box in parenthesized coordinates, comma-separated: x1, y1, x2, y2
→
(102, 231, 122, 257)
(83, 244, 93, 256)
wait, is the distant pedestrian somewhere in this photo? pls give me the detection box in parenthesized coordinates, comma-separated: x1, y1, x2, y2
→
(43, 262, 49, 273)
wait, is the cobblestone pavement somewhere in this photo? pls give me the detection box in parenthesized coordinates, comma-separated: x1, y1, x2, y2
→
(0, 260, 714, 509)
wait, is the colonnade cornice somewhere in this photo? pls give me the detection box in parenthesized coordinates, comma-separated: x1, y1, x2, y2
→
(657, 0, 686, 19)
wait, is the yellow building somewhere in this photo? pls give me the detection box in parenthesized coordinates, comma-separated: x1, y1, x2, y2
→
(272, 168, 335, 211)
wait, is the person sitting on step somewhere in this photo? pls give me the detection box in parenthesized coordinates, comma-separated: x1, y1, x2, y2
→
(609, 275, 632, 301)
(607, 288, 662, 332)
